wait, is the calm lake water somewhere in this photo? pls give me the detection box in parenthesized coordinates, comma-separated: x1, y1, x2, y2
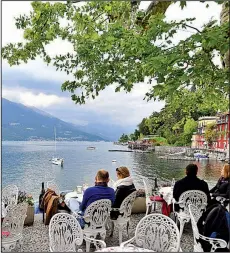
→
(2, 141, 223, 200)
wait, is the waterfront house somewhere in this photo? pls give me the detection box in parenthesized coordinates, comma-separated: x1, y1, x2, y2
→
(216, 112, 230, 151)
(191, 116, 218, 149)
(191, 113, 230, 153)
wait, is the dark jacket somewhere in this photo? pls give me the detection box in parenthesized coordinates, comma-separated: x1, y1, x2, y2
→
(210, 177, 230, 199)
(113, 184, 136, 208)
(79, 185, 115, 212)
(110, 184, 136, 220)
(173, 175, 211, 205)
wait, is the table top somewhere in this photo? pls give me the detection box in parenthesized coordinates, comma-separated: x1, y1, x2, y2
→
(96, 246, 154, 252)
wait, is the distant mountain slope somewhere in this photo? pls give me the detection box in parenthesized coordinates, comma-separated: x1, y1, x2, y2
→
(2, 98, 106, 141)
(75, 123, 134, 142)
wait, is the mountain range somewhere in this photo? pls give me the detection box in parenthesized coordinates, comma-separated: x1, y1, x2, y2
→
(2, 98, 106, 141)
(2, 98, 134, 141)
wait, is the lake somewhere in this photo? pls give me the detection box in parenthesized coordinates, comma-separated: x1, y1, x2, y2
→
(2, 141, 223, 200)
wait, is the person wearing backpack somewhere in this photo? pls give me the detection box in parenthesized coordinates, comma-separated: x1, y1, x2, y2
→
(209, 164, 230, 206)
(197, 203, 230, 252)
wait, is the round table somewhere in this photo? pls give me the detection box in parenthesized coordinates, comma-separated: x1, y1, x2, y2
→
(96, 246, 154, 252)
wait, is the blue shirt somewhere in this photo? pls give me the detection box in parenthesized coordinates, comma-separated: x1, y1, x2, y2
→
(79, 185, 115, 212)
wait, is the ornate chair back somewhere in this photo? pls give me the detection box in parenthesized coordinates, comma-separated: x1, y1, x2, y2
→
(118, 191, 137, 220)
(142, 177, 152, 198)
(2, 202, 28, 239)
(49, 213, 84, 252)
(84, 199, 112, 230)
(47, 180, 60, 195)
(2, 184, 19, 207)
(178, 190, 207, 220)
(134, 213, 180, 252)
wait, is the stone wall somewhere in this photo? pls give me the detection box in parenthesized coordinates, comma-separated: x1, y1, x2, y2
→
(154, 146, 187, 154)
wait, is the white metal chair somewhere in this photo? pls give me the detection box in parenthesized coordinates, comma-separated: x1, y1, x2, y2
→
(110, 191, 137, 244)
(47, 180, 60, 195)
(1, 202, 28, 252)
(120, 213, 181, 252)
(173, 190, 207, 238)
(2, 184, 19, 207)
(188, 204, 227, 252)
(73, 199, 112, 252)
(142, 177, 162, 215)
(49, 213, 106, 252)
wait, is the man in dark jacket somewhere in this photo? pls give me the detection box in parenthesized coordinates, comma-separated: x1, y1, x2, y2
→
(173, 164, 211, 209)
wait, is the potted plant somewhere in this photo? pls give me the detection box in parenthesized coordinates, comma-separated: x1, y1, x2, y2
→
(17, 191, 34, 226)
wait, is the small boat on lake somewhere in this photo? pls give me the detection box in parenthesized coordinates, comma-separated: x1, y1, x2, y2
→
(51, 127, 64, 166)
(87, 146, 96, 150)
(52, 157, 64, 166)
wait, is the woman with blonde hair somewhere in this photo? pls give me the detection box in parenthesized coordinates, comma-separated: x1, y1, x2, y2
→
(110, 166, 136, 219)
(210, 163, 230, 204)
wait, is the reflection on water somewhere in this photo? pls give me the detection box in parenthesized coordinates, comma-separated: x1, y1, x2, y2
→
(2, 141, 224, 199)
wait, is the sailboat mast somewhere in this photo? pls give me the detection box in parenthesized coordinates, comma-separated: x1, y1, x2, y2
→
(54, 127, 56, 154)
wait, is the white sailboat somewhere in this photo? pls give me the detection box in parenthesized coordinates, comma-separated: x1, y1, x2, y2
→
(51, 127, 64, 166)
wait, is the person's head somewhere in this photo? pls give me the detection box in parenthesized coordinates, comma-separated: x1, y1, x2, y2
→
(186, 164, 198, 177)
(95, 169, 110, 183)
(116, 166, 130, 179)
(221, 164, 230, 179)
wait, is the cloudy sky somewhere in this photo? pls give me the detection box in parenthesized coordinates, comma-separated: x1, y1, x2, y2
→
(2, 1, 222, 132)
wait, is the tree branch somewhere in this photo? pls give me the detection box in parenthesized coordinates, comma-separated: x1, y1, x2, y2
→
(184, 24, 201, 33)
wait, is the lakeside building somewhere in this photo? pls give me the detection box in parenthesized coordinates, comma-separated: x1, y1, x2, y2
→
(216, 112, 230, 150)
(191, 112, 230, 152)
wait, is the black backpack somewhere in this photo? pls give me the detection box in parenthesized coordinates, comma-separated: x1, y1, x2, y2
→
(197, 204, 229, 252)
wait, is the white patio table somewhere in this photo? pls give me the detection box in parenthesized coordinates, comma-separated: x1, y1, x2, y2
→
(158, 186, 173, 205)
(95, 246, 154, 252)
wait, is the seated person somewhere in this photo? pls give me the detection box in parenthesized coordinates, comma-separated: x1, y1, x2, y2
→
(210, 164, 230, 205)
(173, 164, 211, 211)
(110, 166, 136, 220)
(78, 169, 115, 227)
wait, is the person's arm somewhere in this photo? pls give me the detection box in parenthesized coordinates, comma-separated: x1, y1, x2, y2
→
(79, 188, 90, 212)
(210, 178, 221, 193)
(212, 181, 230, 199)
(112, 188, 123, 208)
(209, 185, 217, 193)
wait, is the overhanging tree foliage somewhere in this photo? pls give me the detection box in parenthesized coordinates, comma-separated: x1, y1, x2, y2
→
(2, 1, 229, 111)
